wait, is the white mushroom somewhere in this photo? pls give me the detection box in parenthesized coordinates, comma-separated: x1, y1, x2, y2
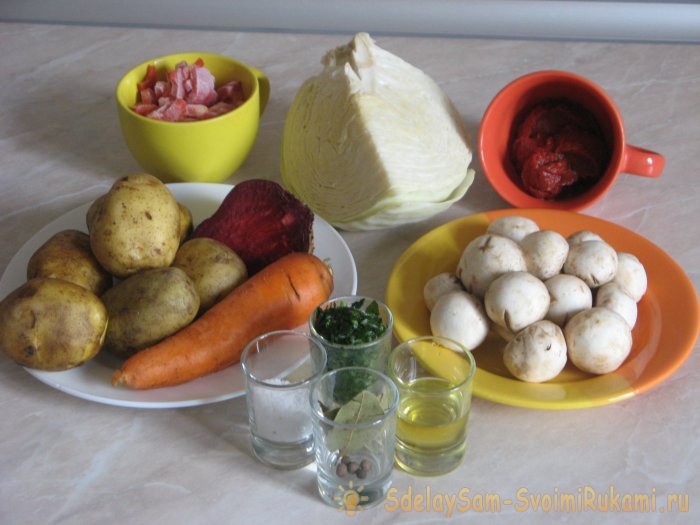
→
(423, 272, 464, 311)
(564, 307, 633, 375)
(563, 240, 618, 288)
(484, 271, 550, 333)
(503, 320, 568, 383)
(456, 234, 527, 298)
(430, 290, 490, 351)
(612, 252, 647, 302)
(493, 323, 516, 342)
(520, 230, 570, 280)
(487, 215, 540, 243)
(595, 282, 637, 329)
(567, 230, 604, 246)
(544, 274, 593, 327)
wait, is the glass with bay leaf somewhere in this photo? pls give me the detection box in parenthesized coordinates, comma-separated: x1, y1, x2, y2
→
(309, 367, 399, 509)
(388, 336, 476, 476)
(309, 296, 394, 403)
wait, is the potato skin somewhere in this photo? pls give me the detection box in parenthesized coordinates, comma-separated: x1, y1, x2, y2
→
(177, 203, 194, 244)
(101, 267, 199, 358)
(172, 238, 247, 311)
(89, 173, 181, 278)
(0, 278, 107, 370)
(27, 229, 113, 296)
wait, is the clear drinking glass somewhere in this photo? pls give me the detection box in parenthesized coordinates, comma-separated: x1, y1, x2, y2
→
(309, 295, 394, 388)
(241, 330, 327, 470)
(388, 336, 476, 476)
(309, 367, 399, 511)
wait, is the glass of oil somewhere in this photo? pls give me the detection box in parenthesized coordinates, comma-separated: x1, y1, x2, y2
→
(388, 336, 476, 476)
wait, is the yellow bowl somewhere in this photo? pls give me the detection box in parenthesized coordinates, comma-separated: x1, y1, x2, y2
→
(115, 52, 270, 183)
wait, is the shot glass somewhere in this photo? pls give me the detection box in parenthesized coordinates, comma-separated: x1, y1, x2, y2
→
(388, 336, 476, 476)
(310, 367, 399, 510)
(241, 330, 327, 470)
(309, 296, 394, 401)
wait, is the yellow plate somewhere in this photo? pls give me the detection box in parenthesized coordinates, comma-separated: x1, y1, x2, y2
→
(386, 209, 700, 410)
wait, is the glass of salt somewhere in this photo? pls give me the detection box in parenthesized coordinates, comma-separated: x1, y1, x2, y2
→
(241, 330, 327, 469)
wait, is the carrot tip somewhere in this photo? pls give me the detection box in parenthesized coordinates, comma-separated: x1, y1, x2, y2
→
(111, 370, 125, 387)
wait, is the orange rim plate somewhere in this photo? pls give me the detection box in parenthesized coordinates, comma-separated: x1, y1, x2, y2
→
(386, 209, 700, 410)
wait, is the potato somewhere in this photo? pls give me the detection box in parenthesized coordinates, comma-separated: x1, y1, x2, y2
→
(0, 277, 107, 370)
(89, 173, 181, 278)
(27, 229, 113, 296)
(86, 194, 106, 231)
(101, 267, 199, 358)
(178, 202, 193, 243)
(172, 237, 247, 311)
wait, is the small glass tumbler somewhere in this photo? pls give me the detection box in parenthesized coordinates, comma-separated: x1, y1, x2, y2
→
(310, 367, 399, 510)
(309, 296, 394, 401)
(388, 336, 476, 476)
(241, 330, 327, 470)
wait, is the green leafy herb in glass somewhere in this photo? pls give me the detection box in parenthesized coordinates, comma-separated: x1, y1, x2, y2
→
(314, 299, 386, 345)
(313, 299, 389, 402)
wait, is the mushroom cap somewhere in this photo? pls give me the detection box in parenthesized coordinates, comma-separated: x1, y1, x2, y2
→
(430, 290, 490, 350)
(423, 272, 464, 311)
(484, 271, 550, 332)
(595, 282, 638, 329)
(503, 320, 567, 383)
(612, 252, 647, 302)
(544, 273, 593, 327)
(521, 229, 570, 281)
(563, 239, 618, 288)
(564, 306, 632, 375)
(567, 230, 604, 246)
(486, 215, 540, 243)
(456, 234, 527, 298)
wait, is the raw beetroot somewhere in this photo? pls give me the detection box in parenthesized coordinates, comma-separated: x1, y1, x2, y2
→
(192, 180, 314, 275)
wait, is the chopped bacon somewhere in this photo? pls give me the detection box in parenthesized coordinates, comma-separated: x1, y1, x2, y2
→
(187, 65, 218, 105)
(217, 80, 245, 106)
(132, 103, 158, 116)
(130, 58, 246, 122)
(139, 88, 156, 105)
(206, 102, 236, 118)
(185, 104, 209, 119)
(137, 64, 157, 91)
(147, 98, 188, 122)
(154, 80, 170, 99)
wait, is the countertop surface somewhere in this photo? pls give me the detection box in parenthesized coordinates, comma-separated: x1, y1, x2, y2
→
(0, 22, 698, 524)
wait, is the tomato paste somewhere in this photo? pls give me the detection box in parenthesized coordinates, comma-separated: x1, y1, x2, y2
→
(511, 99, 608, 199)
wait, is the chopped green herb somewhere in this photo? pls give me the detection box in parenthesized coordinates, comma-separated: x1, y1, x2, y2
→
(313, 299, 389, 402)
(314, 299, 386, 346)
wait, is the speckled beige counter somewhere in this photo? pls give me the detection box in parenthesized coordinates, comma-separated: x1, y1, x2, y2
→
(0, 23, 698, 525)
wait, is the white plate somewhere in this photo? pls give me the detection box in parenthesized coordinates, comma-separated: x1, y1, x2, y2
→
(0, 182, 357, 408)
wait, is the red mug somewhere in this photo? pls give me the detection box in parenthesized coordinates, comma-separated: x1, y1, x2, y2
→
(478, 70, 665, 210)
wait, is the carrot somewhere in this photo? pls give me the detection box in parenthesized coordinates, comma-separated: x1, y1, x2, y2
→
(112, 252, 333, 389)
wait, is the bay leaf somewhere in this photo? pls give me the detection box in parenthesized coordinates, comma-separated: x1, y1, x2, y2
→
(326, 389, 385, 454)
